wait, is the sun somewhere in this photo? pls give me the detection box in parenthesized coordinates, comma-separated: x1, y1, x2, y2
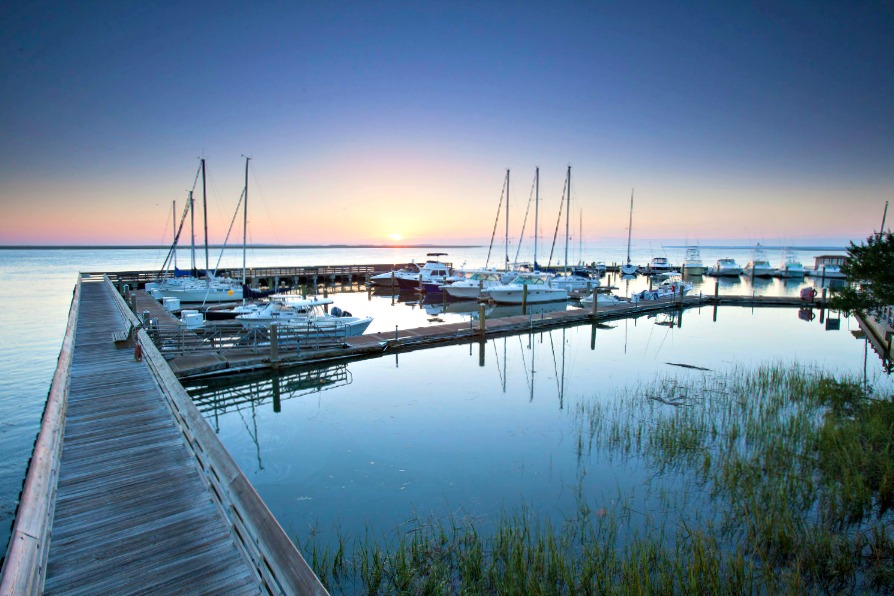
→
(388, 233, 402, 242)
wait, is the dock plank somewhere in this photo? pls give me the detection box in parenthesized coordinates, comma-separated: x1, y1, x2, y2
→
(44, 279, 263, 594)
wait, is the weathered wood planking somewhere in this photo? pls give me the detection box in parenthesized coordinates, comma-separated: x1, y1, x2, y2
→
(43, 279, 263, 594)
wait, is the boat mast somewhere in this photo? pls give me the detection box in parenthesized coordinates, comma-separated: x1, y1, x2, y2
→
(202, 158, 209, 272)
(534, 166, 539, 269)
(881, 200, 889, 237)
(189, 190, 196, 274)
(242, 156, 250, 286)
(564, 165, 571, 275)
(505, 169, 510, 271)
(172, 200, 177, 271)
(626, 189, 634, 265)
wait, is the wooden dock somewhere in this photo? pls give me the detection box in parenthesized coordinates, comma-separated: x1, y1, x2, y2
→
(155, 292, 831, 378)
(1, 278, 326, 594)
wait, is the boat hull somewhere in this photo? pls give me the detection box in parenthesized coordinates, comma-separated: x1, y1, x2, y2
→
(487, 288, 568, 304)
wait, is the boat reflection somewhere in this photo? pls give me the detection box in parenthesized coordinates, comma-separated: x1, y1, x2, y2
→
(186, 363, 352, 420)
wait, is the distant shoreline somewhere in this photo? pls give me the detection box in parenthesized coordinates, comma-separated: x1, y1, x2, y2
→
(0, 244, 484, 250)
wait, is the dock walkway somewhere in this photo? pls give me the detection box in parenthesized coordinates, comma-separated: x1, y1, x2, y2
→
(42, 278, 264, 593)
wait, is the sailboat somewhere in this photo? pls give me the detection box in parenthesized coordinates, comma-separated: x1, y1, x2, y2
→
(551, 166, 600, 293)
(487, 167, 568, 304)
(147, 160, 245, 303)
(620, 189, 638, 275)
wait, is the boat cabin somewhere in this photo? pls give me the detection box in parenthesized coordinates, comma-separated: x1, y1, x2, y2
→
(813, 255, 847, 268)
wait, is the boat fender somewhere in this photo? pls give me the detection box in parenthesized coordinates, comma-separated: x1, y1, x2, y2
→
(134, 342, 143, 362)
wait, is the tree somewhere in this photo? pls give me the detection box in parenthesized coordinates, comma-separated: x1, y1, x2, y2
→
(830, 232, 894, 314)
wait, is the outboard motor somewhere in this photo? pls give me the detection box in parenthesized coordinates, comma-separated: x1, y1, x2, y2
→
(331, 306, 343, 317)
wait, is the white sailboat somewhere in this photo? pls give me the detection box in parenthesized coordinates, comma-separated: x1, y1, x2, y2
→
(620, 189, 638, 275)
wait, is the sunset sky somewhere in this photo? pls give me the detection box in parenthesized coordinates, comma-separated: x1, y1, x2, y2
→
(1, 1, 891, 247)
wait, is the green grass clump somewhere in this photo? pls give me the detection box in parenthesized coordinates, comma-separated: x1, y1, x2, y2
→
(303, 364, 894, 594)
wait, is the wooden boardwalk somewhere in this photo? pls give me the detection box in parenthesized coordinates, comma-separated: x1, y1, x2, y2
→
(43, 279, 264, 594)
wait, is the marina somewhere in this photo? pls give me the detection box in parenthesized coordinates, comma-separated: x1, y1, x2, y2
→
(1, 246, 891, 592)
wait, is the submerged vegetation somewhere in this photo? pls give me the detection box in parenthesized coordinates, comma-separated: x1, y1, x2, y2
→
(303, 365, 894, 593)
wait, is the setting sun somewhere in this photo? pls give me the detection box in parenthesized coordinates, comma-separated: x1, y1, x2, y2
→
(388, 233, 402, 242)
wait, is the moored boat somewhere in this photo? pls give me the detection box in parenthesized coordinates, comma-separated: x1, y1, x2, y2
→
(775, 248, 805, 278)
(486, 272, 569, 304)
(709, 258, 743, 277)
(236, 295, 373, 337)
(681, 246, 706, 276)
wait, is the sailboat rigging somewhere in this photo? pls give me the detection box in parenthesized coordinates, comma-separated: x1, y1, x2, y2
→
(620, 189, 638, 275)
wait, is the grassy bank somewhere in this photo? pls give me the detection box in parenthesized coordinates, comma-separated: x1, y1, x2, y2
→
(302, 364, 894, 593)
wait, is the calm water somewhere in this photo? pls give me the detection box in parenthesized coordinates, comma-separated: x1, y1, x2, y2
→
(0, 244, 886, 554)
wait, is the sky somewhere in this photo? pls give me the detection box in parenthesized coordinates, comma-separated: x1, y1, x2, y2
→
(1, 1, 892, 248)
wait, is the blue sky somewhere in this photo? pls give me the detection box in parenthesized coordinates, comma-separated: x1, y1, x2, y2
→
(1, 1, 891, 246)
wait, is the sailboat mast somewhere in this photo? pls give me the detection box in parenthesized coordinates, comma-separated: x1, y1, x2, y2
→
(172, 200, 177, 271)
(564, 165, 571, 274)
(626, 189, 634, 264)
(202, 158, 209, 272)
(189, 190, 196, 273)
(505, 169, 510, 271)
(534, 167, 539, 269)
(242, 157, 250, 286)
(881, 200, 889, 237)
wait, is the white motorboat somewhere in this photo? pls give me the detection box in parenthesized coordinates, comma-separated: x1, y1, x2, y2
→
(369, 264, 422, 287)
(395, 254, 453, 290)
(631, 275, 693, 302)
(444, 269, 513, 300)
(805, 255, 847, 279)
(486, 273, 569, 304)
(236, 295, 373, 337)
(681, 246, 706, 276)
(775, 249, 805, 278)
(646, 256, 675, 274)
(743, 243, 776, 278)
(580, 292, 629, 306)
(709, 258, 743, 276)
(806, 263, 846, 279)
(550, 269, 601, 293)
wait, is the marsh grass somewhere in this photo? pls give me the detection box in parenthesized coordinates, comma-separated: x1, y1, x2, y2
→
(303, 364, 894, 593)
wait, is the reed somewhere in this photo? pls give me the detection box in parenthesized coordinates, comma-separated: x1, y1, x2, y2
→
(302, 364, 894, 593)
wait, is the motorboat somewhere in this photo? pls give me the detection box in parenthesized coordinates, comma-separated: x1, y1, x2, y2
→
(444, 269, 512, 300)
(646, 257, 675, 274)
(631, 275, 693, 302)
(580, 292, 629, 306)
(775, 249, 805, 278)
(550, 268, 601, 293)
(806, 263, 846, 279)
(486, 273, 569, 304)
(394, 254, 453, 290)
(204, 301, 265, 321)
(368, 264, 422, 287)
(681, 246, 706, 276)
(805, 255, 847, 280)
(743, 243, 776, 278)
(236, 295, 373, 337)
(709, 258, 743, 277)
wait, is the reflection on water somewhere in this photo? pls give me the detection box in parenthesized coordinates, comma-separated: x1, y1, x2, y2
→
(188, 305, 890, 553)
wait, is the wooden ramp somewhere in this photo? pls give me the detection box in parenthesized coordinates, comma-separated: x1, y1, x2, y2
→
(43, 279, 262, 594)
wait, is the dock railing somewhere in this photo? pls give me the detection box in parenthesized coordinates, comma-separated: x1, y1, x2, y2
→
(0, 278, 80, 595)
(106, 276, 328, 594)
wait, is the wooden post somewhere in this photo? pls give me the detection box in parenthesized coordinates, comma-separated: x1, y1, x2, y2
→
(591, 292, 597, 318)
(478, 339, 485, 367)
(479, 304, 486, 336)
(270, 323, 279, 364)
(272, 376, 281, 413)
(714, 280, 719, 298)
(522, 284, 528, 314)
